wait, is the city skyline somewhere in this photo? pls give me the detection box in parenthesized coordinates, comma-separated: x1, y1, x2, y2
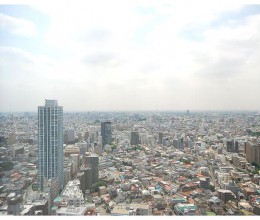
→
(1, 1, 260, 112)
(0, 97, 260, 215)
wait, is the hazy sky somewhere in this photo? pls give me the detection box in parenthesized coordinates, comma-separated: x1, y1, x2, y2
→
(1, 0, 260, 112)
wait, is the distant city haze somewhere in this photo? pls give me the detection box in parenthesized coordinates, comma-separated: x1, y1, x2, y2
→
(0, 1, 260, 112)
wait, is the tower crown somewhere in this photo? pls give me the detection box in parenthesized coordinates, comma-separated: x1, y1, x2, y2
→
(45, 100, 58, 106)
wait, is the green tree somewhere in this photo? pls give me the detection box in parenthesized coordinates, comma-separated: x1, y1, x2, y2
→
(252, 162, 260, 168)
(111, 144, 117, 151)
(92, 181, 107, 192)
(0, 162, 14, 171)
(251, 162, 260, 174)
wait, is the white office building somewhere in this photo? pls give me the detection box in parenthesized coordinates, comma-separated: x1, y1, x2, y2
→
(61, 180, 84, 207)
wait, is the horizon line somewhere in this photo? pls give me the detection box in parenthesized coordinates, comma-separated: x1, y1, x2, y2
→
(0, 109, 259, 113)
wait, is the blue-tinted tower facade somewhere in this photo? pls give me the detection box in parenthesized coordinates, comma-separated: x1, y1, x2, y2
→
(38, 100, 63, 191)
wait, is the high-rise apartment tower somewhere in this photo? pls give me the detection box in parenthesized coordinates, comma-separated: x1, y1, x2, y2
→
(38, 100, 64, 191)
(245, 141, 260, 164)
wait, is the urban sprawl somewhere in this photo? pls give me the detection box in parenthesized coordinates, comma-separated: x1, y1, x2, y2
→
(0, 100, 260, 216)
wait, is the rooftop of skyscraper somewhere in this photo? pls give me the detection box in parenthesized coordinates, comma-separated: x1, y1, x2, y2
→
(45, 100, 58, 107)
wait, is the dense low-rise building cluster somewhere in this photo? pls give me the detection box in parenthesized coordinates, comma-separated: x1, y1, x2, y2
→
(0, 110, 260, 215)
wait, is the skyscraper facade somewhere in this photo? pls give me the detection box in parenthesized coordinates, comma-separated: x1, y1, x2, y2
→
(245, 140, 260, 164)
(64, 129, 75, 144)
(85, 154, 99, 184)
(130, 131, 141, 146)
(101, 121, 112, 147)
(158, 132, 163, 144)
(38, 100, 64, 191)
(226, 139, 239, 153)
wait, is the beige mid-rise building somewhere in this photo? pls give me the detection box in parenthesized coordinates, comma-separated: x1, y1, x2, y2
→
(245, 141, 260, 164)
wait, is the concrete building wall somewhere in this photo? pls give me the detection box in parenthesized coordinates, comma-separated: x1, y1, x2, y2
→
(245, 141, 260, 164)
(85, 155, 99, 184)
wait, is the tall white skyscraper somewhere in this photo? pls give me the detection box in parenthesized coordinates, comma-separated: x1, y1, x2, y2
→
(38, 100, 63, 191)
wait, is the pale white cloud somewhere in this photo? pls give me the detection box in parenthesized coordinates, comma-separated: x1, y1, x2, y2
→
(1, 1, 260, 111)
(0, 13, 37, 37)
(191, 13, 260, 81)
